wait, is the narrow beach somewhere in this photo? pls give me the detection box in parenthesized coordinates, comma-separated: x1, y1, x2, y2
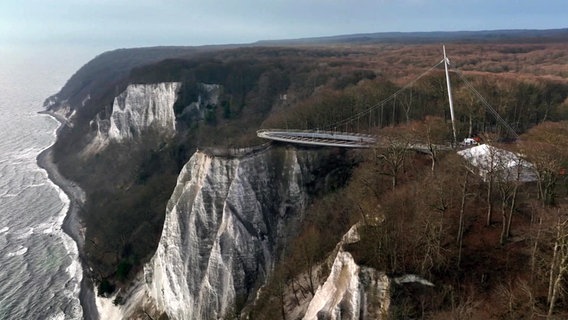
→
(36, 112, 99, 320)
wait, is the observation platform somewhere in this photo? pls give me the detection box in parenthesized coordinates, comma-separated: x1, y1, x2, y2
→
(257, 129, 376, 148)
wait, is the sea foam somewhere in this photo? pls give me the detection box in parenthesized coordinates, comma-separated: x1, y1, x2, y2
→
(6, 246, 28, 257)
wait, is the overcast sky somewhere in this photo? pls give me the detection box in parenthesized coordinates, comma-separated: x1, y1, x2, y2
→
(1, 0, 566, 51)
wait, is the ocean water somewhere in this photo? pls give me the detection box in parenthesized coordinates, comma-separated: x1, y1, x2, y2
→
(0, 48, 93, 319)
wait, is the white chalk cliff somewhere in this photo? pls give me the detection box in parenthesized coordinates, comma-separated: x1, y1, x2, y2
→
(107, 82, 180, 141)
(299, 223, 390, 320)
(91, 144, 396, 319)
(85, 82, 180, 153)
(140, 147, 316, 319)
(302, 251, 390, 320)
(79, 80, 388, 318)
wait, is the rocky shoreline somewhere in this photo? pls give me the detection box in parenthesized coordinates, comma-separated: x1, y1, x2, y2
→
(36, 111, 99, 320)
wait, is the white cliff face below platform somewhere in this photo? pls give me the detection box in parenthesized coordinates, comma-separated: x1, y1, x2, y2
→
(300, 224, 389, 320)
(303, 250, 390, 320)
(143, 147, 311, 320)
(108, 82, 180, 141)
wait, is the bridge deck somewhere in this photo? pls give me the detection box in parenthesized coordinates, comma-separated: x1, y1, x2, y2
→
(257, 129, 376, 148)
(257, 129, 457, 153)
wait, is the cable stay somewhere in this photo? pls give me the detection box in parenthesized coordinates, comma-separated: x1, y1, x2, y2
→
(258, 46, 520, 148)
(321, 59, 445, 131)
(451, 69, 519, 139)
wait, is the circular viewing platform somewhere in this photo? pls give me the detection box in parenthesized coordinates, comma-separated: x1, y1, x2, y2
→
(257, 129, 376, 148)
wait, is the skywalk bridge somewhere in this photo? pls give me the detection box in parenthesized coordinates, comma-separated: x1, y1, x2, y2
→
(257, 129, 457, 153)
(257, 46, 518, 149)
(257, 129, 376, 148)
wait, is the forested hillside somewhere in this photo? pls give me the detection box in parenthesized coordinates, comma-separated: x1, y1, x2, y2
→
(248, 43, 568, 318)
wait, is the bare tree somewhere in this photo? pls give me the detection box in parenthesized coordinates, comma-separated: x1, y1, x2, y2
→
(399, 88, 413, 123)
(408, 116, 449, 173)
(457, 170, 469, 268)
(374, 128, 412, 190)
(547, 216, 568, 318)
(496, 164, 521, 245)
(519, 121, 568, 207)
(455, 85, 483, 138)
(474, 145, 501, 226)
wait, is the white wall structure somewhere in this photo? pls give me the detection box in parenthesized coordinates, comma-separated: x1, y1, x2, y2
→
(458, 144, 537, 182)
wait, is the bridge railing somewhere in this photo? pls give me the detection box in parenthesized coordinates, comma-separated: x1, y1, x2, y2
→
(257, 129, 377, 148)
(257, 128, 375, 136)
(257, 129, 376, 139)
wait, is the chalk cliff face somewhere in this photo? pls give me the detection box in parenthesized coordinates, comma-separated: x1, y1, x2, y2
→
(45, 59, 387, 318)
(142, 146, 323, 319)
(85, 82, 180, 154)
(50, 78, 384, 319)
(303, 225, 390, 320)
(93, 144, 392, 320)
(43, 95, 75, 122)
(107, 82, 180, 141)
(302, 251, 390, 320)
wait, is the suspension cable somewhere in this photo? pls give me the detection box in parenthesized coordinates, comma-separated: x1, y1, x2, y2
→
(312, 56, 518, 140)
(322, 60, 445, 131)
(452, 69, 519, 138)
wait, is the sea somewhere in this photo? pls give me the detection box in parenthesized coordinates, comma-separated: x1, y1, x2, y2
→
(0, 47, 97, 320)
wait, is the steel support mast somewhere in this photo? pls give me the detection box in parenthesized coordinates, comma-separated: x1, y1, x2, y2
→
(443, 45, 457, 147)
